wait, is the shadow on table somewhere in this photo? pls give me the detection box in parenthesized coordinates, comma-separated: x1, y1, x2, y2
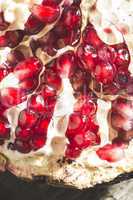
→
(0, 171, 108, 200)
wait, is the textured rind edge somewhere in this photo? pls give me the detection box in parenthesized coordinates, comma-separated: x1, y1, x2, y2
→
(0, 154, 133, 190)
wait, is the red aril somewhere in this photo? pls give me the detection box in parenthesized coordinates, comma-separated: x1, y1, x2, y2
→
(93, 61, 116, 84)
(18, 109, 39, 129)
(0, 87, 26, 108)
(0, 117, 10, 140)
(96, 143, 124, 162)
(65, 144, 81, 159)
(25, 15, 44, 35)
(14, 139, 31, 154)
(32, 4, 60, 23)
(28, 94, 47, 114)
(83, 23, 103, 47)
(56, 51, 76, 78)
(14, 57, 43, 81)
(15, 127, 33, 141)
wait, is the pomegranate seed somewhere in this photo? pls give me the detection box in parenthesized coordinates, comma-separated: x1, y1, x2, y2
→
(83, 24, 103, 47)
(62, 4, 81, 28)
(0, 12, 9, 31)
(7, 50, 25, 66)
(32, 4, 60, 23)
(14, 139, 31, 153)
(19, 78, 39, 93)
(41, 85, 56, 97)
(42, 0, 62, 6)
(74, 93, 97, 117)
(65, 144, 81, 159)
(35, 117, 49, 134)
(112, 43, 130, 67)
(0, 35, 8, 47)
(93, 61, 116, 84)
(5, 30, 24, 48)
(31, 135, 46, 150)
(56, 51, 76, 78)
(14, 57, 42, 81)
(25, 15, 44, 35)
(0, 87, 26, 108)
(127, 77, 133, 95)
(112, 98, 133, 119)
(28, 94, 47, 114)
(77, 44, 97, 72)
(18, 109, 39, 129)
(0, 67, 9, 82)
(46, 96, 56, 112)
(111, 112, 127, 131)
(119, 130, 133, 143)
(15, 127, 33, 141)
(96, 143, 124, 162)
(66, 113, 84, 135)
(0, 117, 10, 140)
(44, 68, 62, 91)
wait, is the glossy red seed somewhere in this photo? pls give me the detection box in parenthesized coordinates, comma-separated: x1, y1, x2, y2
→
(56, 51, 76, 78)
(19, 78, 39, 93)
(36, 118, 49, 134)
(65, 144, 81, 159)
(77, 44, 97, 72)
(0, 117, 10, 140)
(15, 127, 33, 141)
(7, 50, 25, 66)
(67, 113, 84, 134)
(96, 143, 124, 162)
(18, 109, 38, 128)
(32, 4, 60, 23)
(0, 35, 8, 47)
(28, 94, 46, 114)
(42, 0, 62, 6)
(112, 43, 130, 67)
(93, 61, 116, 84)
(31, 135, 46, 150)
(25, 15, 44, 35)
(14, 57, 42, 81)
(0, 87, 26, 108)
(44, 69, 62, 91)
(83, 24, 103, 47)
(14, 139, 31, 153)
(5, 30, 24, 48)
(41, 85, 56, 97)
(0, 67, 9, 82)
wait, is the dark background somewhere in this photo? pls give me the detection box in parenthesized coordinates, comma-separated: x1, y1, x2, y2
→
(0, 171, 109, 200)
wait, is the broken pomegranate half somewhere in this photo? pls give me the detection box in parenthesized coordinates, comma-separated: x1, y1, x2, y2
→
(0, 0, 133, 190)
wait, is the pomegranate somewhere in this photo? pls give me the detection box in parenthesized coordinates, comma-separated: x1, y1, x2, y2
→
(0, 0, 132, 190)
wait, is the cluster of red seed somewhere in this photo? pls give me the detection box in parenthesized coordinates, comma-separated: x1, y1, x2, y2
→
(0, 0, 132, 162)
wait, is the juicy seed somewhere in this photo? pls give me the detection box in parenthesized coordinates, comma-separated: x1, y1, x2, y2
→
(93, 62, 116, 84)
(18, 109, 38, 129)
(44, 68, 62, 91)
(31, 135, 46, 150)
(56, 51, 76, 78)
(14, 139, 31, 154)
(0, 88, 26, 108)
(25, 15, 44, 35)
(96, 144, 124, 162)
(32, 4, 60, 23)
(0, 117, 10, 140)
(7, 50, 25, 66)
(14, 57, 43, 81)
(28, 94, 46, 114)
(83, 24, 103, 47)
(15, 127, 33, 141)
(65, 144, 81, 159)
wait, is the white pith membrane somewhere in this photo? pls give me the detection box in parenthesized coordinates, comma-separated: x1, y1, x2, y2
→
(0, 0, 133, 189)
